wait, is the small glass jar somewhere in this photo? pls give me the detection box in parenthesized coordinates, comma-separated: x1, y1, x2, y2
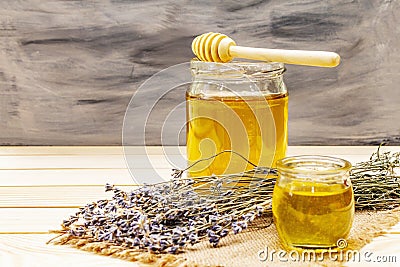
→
(186, 60, 288, 177)
(272, 156, 354, 250)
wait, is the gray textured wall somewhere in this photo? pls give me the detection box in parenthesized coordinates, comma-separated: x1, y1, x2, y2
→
(0, 0, 399, 145)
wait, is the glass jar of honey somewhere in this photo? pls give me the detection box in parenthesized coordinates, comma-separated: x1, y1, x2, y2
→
(186, 60, 288, 177)
(272, 156, 354, 250)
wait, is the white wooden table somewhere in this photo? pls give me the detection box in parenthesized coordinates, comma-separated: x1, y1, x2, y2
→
(0, 146, 399, 267)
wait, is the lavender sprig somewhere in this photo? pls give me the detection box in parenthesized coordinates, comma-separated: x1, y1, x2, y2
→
(351, 147, 400, 210)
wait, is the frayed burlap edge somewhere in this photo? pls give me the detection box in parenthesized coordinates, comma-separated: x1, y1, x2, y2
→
(47, 208, 400, 267)
(47, 232, 220, 267)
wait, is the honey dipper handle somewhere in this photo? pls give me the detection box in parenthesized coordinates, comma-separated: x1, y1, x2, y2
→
(229, 46, 340, 67)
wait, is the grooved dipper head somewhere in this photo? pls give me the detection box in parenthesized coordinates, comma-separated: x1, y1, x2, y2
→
(192, 32, 236, 63)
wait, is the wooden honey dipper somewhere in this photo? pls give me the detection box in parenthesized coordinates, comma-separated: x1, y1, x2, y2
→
(192, 32, 340, 67)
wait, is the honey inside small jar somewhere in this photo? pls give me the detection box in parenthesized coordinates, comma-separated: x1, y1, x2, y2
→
(272, 156, 354, 250)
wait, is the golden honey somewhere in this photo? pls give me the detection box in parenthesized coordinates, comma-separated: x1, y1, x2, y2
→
(186, 92, 288, 177)
(272, 156, 354, 250)
(273, 181, 354, 249)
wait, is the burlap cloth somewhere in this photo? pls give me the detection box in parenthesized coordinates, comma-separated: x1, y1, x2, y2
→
(179, 208, 400, 266)
(53, 208, 400, 267)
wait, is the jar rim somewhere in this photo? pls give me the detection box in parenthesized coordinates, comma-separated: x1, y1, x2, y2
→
(190, 58, 285, 75)
(276, 155, 352, 175)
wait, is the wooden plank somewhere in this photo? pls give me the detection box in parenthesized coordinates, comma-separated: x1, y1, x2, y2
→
(0, 185, 141, 208)
(0, 184, 188, 207)
(288, 146, 400, 157)
(0, 208, 76, 233)
(0, 146, 398, 187)
(0, 146, 124, 155)
(0, 154, 186, 169)
(1, 146, 398, 170)
(0, 155, 126, 169)
(0, 234, 138, 267)
(0, 146, 397, 156)
(0, 146, 185, 155)
(0, 169, 173, 186)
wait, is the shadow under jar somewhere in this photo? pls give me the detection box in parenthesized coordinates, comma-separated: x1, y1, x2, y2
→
(186, 60, 288, 177)
(272, 156, 354, 250)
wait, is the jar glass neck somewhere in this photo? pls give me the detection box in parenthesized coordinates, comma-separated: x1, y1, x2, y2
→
(189, 60, 286, 95)
(191, 59, 285, 78)
(276, 156, 352, 183)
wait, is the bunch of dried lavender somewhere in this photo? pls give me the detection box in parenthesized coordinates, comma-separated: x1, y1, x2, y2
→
(54, 163, 276, 254)
(51, 148, 400, 255)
